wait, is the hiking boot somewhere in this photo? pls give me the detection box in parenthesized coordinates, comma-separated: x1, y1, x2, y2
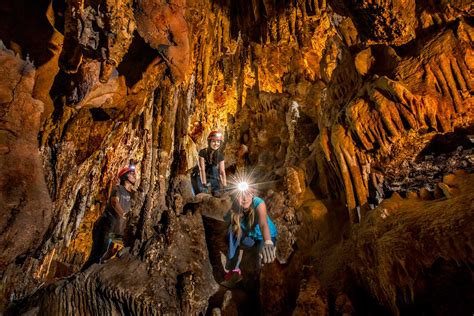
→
(224, 268, 242, 281)
(221, 269, 243, 288)
(100, 241, 124, 263)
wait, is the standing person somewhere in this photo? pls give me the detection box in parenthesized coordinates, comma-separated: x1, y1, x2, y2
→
(192, 130, 227, 196)
(82, 164, 136, 270)
(222, 187, 277, 285)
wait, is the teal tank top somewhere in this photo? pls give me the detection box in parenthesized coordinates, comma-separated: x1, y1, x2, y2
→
(228, 196, 278, 240)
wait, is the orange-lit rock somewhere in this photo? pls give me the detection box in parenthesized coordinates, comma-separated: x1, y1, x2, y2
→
(135, 0, 190, 83)
(60, 0, 136, 83)
(293, 276, 329, 316)
(348, 173, 474, 315)
(0, 0, 472, 314)
(0, 46, 52, 268)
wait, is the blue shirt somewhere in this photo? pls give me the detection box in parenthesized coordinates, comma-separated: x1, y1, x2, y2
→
(224, 196, 278, 240)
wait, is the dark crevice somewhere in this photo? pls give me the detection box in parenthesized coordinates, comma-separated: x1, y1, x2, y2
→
(51, 0, 66, 34)
(393, 19, 460, 58)
(89, 108, 111, 121)
(117, 32, 160, 87)
(157, 210, 170, 236)
(383, 125, 474, 195)
(0, 0, 56, 67)
(398, 111, 413, 131)
(399, 259, 474, 315)
(417, 126, 474, 157)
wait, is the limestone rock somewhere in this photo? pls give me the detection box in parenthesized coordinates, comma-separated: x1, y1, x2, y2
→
(354, 47, 374, 76)
(0, 47, 52, 269)
(0, 0, 472, 315)
(135, 0, 190, 82)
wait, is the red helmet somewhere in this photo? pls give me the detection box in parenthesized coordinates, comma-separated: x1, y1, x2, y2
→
(118, 166, 134, 178)
(208, 130, 223, 141)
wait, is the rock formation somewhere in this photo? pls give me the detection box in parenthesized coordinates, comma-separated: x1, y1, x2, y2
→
(0, 0, 472, 314)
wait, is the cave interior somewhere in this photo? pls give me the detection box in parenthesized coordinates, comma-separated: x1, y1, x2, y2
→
(0, 0, 473, 315)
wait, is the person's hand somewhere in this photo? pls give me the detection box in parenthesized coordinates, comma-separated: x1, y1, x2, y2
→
(202, 183, 211, 193)
(260, 240, 276, 264)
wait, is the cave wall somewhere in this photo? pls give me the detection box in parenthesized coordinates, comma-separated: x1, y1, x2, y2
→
(0, 0, 472, 314)
(0, 45, 52, 271)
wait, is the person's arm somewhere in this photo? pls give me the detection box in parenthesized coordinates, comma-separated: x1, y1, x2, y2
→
(256, 201, 276, 264)
(110, 196, 127, 219)
(218, 160, 227, 187)
(198, 156, 207, 185)
(256, 202, 272, 242)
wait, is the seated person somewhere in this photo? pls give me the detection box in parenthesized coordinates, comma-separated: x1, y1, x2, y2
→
(192, 130, 227, 196)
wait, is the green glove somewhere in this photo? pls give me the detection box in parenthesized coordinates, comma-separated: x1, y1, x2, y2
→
(260, 240, 276, 264)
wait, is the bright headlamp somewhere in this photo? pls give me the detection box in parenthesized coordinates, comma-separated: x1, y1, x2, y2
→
(237, 182, 249, 192)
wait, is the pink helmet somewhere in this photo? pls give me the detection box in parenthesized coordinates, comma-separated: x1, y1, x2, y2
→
(208, 130, 223, 141)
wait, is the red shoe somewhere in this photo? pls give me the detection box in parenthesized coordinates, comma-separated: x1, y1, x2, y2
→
(221, 269, 243, 288)
(224, 268, 241, 280)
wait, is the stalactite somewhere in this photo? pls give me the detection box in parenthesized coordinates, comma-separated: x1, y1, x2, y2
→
(1, 0, 473, 314)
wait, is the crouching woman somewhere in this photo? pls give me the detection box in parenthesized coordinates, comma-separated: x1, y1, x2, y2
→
(223, 190, 278, 281)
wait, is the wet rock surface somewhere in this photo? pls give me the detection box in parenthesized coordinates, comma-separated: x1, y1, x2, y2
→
(0, 0, 472, 315)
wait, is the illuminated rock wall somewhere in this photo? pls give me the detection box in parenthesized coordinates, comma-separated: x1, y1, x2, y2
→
(0, 0, 472, 314)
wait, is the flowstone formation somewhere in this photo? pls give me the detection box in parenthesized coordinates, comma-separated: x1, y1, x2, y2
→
(0, 0, 472, 315)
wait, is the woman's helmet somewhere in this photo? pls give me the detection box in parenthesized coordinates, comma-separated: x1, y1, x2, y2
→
(118, 167, 132, 178)
(118, 164, 136, 181)
(207, 130, 223, 141)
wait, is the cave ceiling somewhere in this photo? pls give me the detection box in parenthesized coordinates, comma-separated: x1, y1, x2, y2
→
(0, 0, 473, 314)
